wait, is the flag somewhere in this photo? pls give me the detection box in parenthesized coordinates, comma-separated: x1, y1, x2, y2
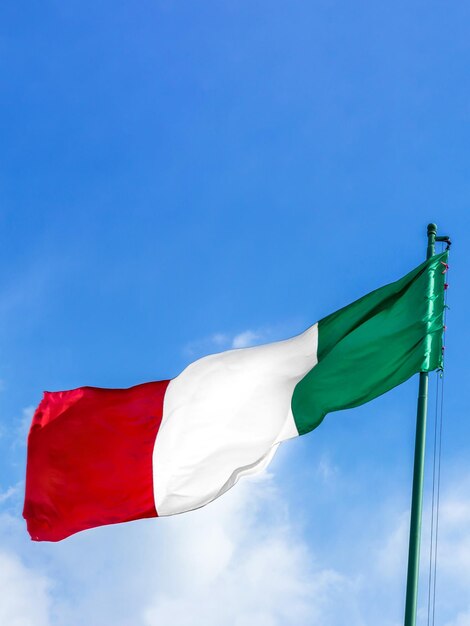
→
(23, 251, 448, 541)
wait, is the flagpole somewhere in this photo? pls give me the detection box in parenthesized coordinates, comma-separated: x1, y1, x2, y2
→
(403, 223, 437, 626)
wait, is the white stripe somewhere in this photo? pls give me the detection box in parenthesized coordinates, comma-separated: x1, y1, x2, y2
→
(152, 324, 318, 515)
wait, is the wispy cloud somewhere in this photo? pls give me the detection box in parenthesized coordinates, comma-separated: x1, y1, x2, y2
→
(0, 483, 21, 505)
(0, 550, 52, 626)
(445, 609, 470, 626)
(183, 319, 308, 360)
(183, 328, 267, 358)
(231, 330, 261, 349)
(0, 471, 351, 626)
(3, 461, 470, 625)
(10, 406, 35, 449)
(315, 454, 339, 484)
(143, 478, 348, 626)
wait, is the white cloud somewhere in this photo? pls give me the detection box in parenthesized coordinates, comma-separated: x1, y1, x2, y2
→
(183, 332, 229, 358)
(445, 609, 470, 626)
(231, 330, 261, 349)
(183, 320, 306, 360)
(4, 458, 470, 626)
(369, 473, 470, 626)
(316, 454, 339, 484)
(16, 406, 35, 447)
(142, 479, 348, 626)
(376, 511, 409, 580)
(184, 328, 265, 358)
(0, 550, 51, 626)
(0, 483, 21, 505)
(0, 473, 351, 626)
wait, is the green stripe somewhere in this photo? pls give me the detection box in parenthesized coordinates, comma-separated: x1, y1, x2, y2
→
(292, 252, 448, 436)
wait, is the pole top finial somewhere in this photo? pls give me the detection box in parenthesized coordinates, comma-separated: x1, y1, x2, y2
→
(427, 223, 437, 236)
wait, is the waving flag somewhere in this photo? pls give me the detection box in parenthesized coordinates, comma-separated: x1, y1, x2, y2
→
(23, 252, 447, 541)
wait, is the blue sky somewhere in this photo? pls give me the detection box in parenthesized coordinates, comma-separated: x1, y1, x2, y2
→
(1, 1, 470, 624)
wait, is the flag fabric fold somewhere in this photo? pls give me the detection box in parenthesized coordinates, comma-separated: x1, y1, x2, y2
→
(23, 252, 448, 541)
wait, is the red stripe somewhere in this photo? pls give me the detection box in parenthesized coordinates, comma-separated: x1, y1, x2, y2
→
(23, 380, 169, 541)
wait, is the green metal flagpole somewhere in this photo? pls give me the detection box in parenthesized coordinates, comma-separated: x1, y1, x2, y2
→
(403, 223, 437, 626)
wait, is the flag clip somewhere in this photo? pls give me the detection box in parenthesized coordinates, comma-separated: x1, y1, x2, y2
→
(440, 261, 449, 274)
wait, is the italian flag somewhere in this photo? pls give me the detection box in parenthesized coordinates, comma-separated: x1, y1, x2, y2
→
(24, 252, 447, 541)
